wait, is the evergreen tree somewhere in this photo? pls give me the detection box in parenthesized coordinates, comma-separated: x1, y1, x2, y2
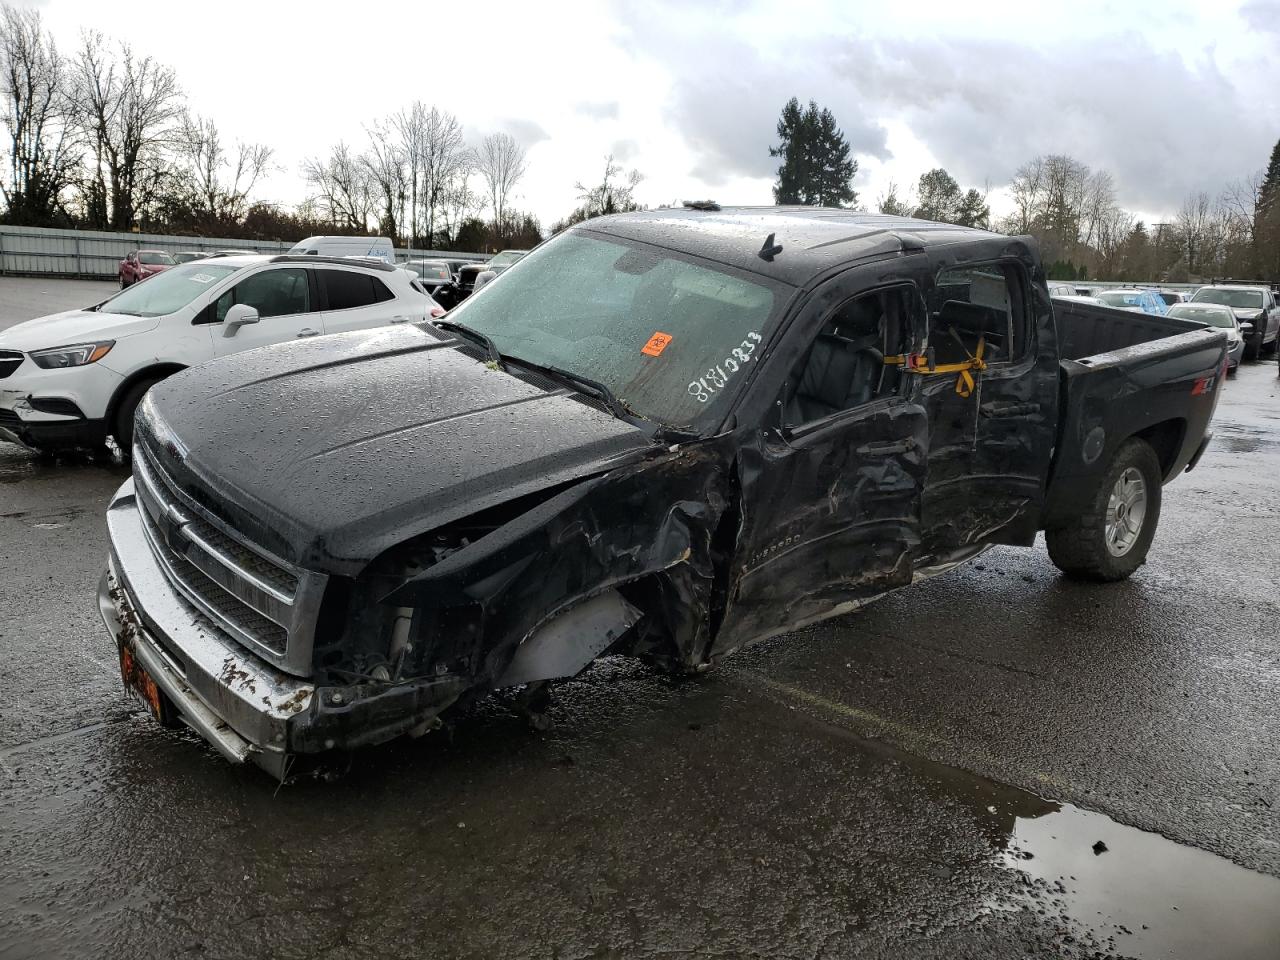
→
(770, 98, 858, 207)
(1258, 137, 1280, 277)
(912, 168, 989, 228)
(1259, 138, 1280, 215)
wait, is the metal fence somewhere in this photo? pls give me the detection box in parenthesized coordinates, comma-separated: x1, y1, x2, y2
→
(0, 225, 486, 279)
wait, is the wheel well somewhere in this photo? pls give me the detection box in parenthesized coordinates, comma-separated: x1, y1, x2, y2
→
(105, 364, 186, 437)
(1134, 418, 1185, 480)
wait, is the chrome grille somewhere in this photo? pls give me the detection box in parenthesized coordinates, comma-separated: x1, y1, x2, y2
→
(0, 350, 21, 379)
(132, 441, 324, 675)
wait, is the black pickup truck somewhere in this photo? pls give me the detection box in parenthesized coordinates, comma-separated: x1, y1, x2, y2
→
(99, 208, 1227, 777)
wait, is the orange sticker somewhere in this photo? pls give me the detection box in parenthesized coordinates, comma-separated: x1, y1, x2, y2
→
(642, 331, 673, 357)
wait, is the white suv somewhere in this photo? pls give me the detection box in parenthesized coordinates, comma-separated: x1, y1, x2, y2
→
(0, 255, 443, 454)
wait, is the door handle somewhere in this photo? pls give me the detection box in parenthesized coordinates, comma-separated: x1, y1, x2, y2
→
(296, 328, 320, 338)
(980, 401, 1040, 419)
(857, 437, 915, 456)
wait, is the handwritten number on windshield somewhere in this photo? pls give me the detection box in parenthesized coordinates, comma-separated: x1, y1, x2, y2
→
(689, 332, 762, 403)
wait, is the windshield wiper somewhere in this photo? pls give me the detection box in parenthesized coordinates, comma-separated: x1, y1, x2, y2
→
(433, 319, 502, 367)
(506, 355, 639, 422)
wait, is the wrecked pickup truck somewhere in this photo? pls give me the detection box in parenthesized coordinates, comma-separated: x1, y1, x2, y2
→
(98, 207, 1228, 776)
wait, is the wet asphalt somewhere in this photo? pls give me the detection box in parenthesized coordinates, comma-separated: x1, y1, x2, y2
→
(1, 279, 1278, 959)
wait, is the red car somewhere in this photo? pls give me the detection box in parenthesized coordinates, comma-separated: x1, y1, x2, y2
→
(118, 249, 176, 287)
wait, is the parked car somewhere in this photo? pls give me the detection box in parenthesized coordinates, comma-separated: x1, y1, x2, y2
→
(403, 259, 462, 309)
(1155, 291, 1188, 306)
(1047, 282, 1078, 297)
(118, 250, 176, 288)
(0, 255, 439, 455)
(484, 249, 528, 274)
(1189, 284, 1279, 361)
(96, 207, 1227, 776)
(1167, 302, 1245, 372)
(288, 235, 395, 263)
(1095, 288, 1169, 315)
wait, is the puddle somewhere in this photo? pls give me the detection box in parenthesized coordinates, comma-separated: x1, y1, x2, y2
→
(999, 802, 1280, 959)
(746, 672, 1280, 959)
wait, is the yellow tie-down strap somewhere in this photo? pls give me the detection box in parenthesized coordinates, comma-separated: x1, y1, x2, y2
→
(884, 336, 986, 398)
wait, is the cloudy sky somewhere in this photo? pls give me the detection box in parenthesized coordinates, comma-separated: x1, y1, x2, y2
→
(29, 0, 1280, 229)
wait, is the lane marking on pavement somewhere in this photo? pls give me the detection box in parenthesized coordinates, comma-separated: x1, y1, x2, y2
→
(730, 668, 1076, 797)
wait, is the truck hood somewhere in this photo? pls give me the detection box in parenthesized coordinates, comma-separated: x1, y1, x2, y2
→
(136, 325, 652, 574)
(1230, 307, 1264, 320)
(0, 308, 160, 352)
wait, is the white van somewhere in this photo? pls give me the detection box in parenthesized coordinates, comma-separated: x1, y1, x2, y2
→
(287, 236, 395, 263)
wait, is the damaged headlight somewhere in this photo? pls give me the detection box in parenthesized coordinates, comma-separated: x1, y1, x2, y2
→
(29, 341, 115, 369)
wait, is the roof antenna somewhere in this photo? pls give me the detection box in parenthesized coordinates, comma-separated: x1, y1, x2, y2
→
(758, 232, 783, 261)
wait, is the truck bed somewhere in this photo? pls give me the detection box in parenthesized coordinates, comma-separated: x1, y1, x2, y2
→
(1041, 299, 1228, 528)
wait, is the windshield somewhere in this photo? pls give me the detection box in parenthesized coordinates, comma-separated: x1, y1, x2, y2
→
(98, 263, 242, 317)
(138, 251, 175, 265)
(1168, 304, 1237, 328)
(487, 251, 525, 269)
(446, 231, 784, 428)
(1098, 291, 1145, 308)
(1191, 288, 1263, 309)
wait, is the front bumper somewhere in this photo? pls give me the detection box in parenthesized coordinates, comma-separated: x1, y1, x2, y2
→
(0, 406, 108, 450)
(1, 360, 121, 449)
(100, 480, 466, 776)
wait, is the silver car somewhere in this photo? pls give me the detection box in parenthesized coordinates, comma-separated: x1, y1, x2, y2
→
(1168, 302, 1245, 373)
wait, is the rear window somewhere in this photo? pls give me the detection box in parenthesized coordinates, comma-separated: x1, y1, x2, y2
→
(320, 269, 394, 310)
(1191, 288, 1263, 309)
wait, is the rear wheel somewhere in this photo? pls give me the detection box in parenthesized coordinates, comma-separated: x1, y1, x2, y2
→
(1046, 438, 1163, 582)
(112, 377, 164, 454)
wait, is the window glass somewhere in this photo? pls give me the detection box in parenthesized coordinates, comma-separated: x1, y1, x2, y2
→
(138, 251, 174, 265)
(448, 231, 782, 429)
(371, 277, 395, 303)
(930, 263, 1025, 365)
(229, 268, 311, 319)
(784, 285, 917, 425)
(1191, 288, 1263, 309)
(321, 270, 378, 310)
(98, 263, 242, 318)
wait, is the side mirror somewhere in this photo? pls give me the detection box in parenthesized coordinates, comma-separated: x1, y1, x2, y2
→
(223, 303, 260, 335)
(1237, 322, 1253, 334)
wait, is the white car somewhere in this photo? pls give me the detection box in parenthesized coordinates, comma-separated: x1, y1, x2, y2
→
(0, 255, 442, 455)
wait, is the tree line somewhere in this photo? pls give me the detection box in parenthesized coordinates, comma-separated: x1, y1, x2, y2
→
(771, 97, 1280, 282)
(0, 4, 551, 249)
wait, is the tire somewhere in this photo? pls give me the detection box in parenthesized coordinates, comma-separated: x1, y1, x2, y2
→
(1243, 338, 1260, 363)
(1046, 438, 1163, 582)
(112, 377, 164, 454)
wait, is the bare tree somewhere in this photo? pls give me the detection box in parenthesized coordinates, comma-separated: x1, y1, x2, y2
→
(475, 132, 526, 227)
(70, 31, 183, 229)
(1079, 169, 1117, 250)
(436, 174, 484, 246)
(361, 120, 406, 240)
(0, 4, 77, 223)
(1175, 191, 1217, 277)
(177, 112, 272, 224)
(391, 103, 470, 247)
(575, 154, 643, 217)
(1005, 156, 1047, 234)
(302, 141, 372, 232)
